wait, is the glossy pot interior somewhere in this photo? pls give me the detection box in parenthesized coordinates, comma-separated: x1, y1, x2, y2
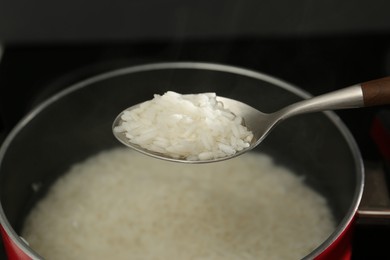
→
(0, 62, 363, 259)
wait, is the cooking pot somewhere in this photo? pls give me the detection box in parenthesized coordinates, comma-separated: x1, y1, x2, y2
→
(0, 62, 386, 259)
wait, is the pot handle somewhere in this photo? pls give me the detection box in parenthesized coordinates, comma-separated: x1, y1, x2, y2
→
(357, 161, 390, 225)
(358, 110, 390, 224)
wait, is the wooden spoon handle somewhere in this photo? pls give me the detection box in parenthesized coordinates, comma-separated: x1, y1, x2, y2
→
(361, 76, 390, 106)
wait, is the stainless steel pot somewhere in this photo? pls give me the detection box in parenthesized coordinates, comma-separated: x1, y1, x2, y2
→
(0, 62, 373, 259)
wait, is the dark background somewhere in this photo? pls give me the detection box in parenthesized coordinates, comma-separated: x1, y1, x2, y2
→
(1, 0, 390, 41)
(0, 0, 390, 259)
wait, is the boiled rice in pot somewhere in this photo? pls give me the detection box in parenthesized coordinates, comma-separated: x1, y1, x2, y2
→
(21, 148, 335, 260)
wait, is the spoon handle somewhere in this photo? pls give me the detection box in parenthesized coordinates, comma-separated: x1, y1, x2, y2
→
(361, 76, 390, 106)
(277, 76, 390, 120)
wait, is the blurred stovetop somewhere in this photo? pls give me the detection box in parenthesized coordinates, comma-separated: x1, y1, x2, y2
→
(0, 35, 389, 259)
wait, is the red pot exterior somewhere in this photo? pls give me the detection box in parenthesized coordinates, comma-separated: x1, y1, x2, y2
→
(315, 216, 355, 260)
(1, 225, 32, 260)
(0, 220, 355, 260)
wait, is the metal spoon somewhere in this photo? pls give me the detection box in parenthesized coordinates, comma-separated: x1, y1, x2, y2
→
(113, 77, 390, 163)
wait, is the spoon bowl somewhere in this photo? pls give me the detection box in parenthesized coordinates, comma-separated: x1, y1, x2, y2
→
(113, 76, 390, 163)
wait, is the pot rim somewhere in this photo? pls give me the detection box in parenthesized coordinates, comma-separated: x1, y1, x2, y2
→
(0, 61, 364, 259)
